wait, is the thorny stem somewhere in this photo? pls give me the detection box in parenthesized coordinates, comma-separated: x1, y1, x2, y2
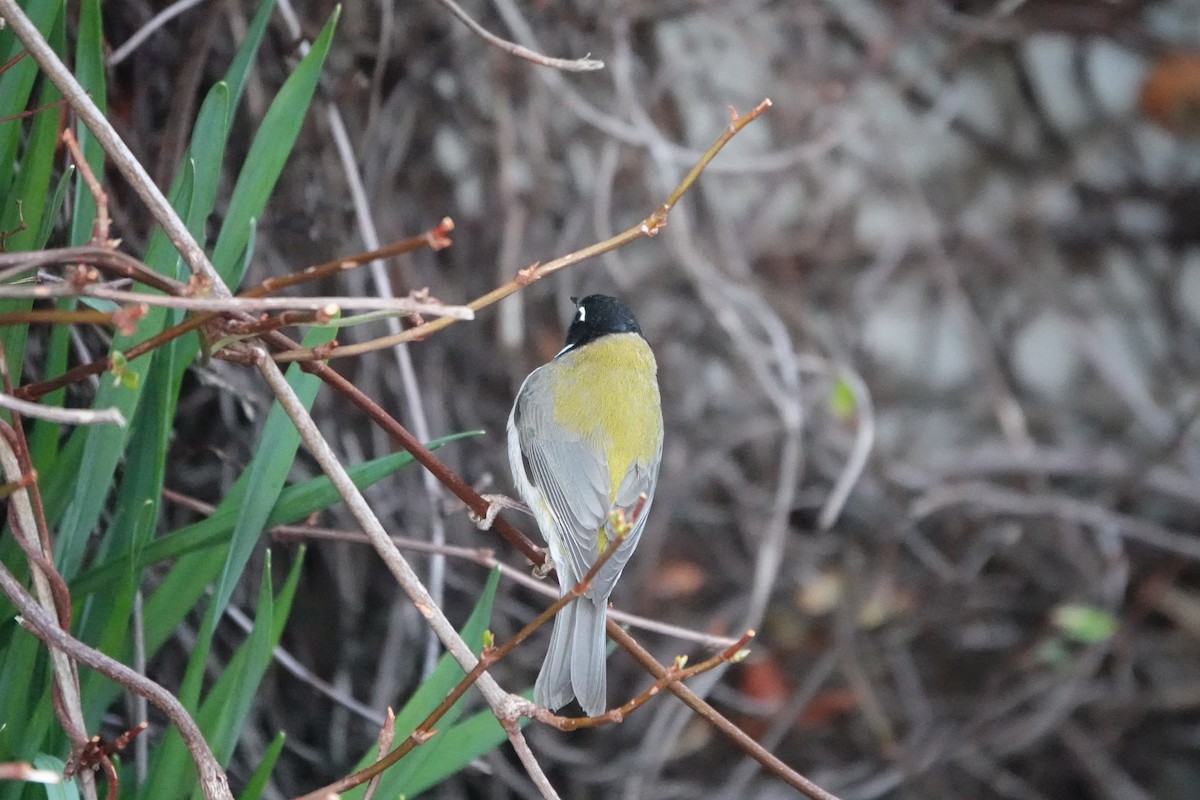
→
(270, 99, 773, 363)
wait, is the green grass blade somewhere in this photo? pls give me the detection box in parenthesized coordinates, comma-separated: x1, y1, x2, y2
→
(208, 7, 340, 289)
(405, 703, 529, 798)
(341, 568, 502, 800)
(0, 12, 62, 254)
(142, 82, 227, 279)
(203, 327, 331, 639)
(144, 550, 303, 800)
(67, 0, 106, 248)
(223, 0, 276, 126)
(0, 0, 61, 391)
(55, 5, 336, 576)
(32, 164, 73, 249)
(32, 755, 79, 800)
(76, 343, 179, 725)
(69, 430, 480, 597)
(48, 81, 226, 564)
(237, 731, 286, 800)
(0, 627, 45, 764)
(0, 0, 59, 208)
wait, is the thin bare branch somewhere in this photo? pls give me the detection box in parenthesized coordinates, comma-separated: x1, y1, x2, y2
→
(435, 0, 602, 72)
(106, 0, 210, 66)
(272, 523, 741, 650)
(0, 393, 125, 426)
(0, 763, 61, 783)
(0, 561, 231, 800)
(911, 482, 1200, 561)
(0, 0, 225, 291)
(61, 129, 111, 246)
(270, 99, 773, 363)
(0, 281, 474, 318)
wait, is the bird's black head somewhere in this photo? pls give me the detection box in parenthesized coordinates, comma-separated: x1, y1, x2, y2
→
(559, 294, 643, 355)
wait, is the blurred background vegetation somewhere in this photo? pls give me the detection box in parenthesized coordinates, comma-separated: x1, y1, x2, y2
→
(3, 0, 1200, 798)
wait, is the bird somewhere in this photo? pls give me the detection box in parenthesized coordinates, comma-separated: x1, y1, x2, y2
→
(507, 294, 663, 716)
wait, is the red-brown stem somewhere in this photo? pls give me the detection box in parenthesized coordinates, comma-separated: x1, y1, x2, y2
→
(61, 129, 111, 247)
(536, 630, 756, 730)
(294, 526, 633, 799)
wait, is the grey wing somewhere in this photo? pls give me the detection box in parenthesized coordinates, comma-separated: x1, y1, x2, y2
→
(587, 443, 661, 602)
(511, 367, 613, 584)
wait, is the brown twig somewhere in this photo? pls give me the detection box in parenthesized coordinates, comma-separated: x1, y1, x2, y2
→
(362, 708, 395, 800)
(239, 219, 454, 298)
(0, 0, 225, 290)
(0, 97, 67, 125)
(0, 47, 29, 74)
(66, 721, 149, 800)
(13, 311, 210, 401)
(0, 560, 231, 800)
(296, 519, 637, 799)
(264, 338, 545, 563)
(0, 246, 187, 294)
(0, 350, 98, 799)
(270, 99, 774, 363)
(433, 0, 603, 72)
(533, 630, 756, 731)
(61, 129, 112, 248)
(605, 624, 840, 800)
(270, 523, 741, 650)
(10, 225, 456, 402)
(0, 307, 130, 329)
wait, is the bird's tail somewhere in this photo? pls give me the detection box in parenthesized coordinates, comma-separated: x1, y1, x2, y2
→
(535, 598, 607, 717)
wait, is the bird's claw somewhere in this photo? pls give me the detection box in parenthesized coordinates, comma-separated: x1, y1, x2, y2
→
(470, 494, 528, 530)
(532, 554, 554, 579)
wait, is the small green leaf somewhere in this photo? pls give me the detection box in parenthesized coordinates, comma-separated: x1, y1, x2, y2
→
(828, 376, 856, 420)
(1051, 603, 1119, 644)
(109, 350, 139, 389)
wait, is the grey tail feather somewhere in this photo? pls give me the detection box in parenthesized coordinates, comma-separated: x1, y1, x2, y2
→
(569, 599, 608, 716)
(535, 600, 575, 712)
